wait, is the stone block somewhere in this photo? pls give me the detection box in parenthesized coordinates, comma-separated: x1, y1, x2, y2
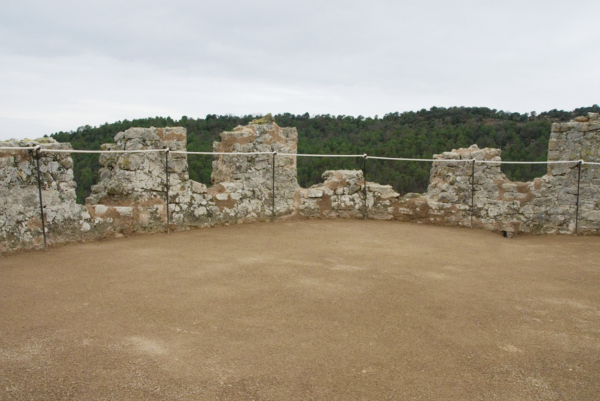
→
(308, 189, 323, 198)
(501, 183, 518, 192)
(115, 207, 133, 217)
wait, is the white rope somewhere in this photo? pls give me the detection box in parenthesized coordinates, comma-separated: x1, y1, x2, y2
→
(40, 148, 167, 154)
(369, 156, 447, 162)
(476, 159, 577, 165)
(369, 156, 581, 165)
(171, 150, 273, 156)
(278, 152, 364, 158)
(0, 146, 38, 150)
(4, 146, 600, 166)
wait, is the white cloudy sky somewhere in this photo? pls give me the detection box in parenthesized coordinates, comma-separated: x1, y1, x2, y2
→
(1, 0, 599, 140)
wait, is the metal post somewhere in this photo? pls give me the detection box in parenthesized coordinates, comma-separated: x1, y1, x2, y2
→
(575, 160, 582, 235)
(363, 154, 368, 220)
(165, 148, 170, 234)
(470, 159, 475, 228)
(34, 146, 47, 250)
(272, 151, 277, 222)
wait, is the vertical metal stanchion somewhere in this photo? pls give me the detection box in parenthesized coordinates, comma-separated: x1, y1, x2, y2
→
(363, 154, 368, 220)
(575, 160, 582, 236)
(33, 146, 47, 250)
(272, 151, 277, 222)
(470, 159, 476, 228)
(165, 148, 170, 234)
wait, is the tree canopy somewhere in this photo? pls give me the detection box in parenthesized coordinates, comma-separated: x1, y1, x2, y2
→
(50, 105, 600, 204)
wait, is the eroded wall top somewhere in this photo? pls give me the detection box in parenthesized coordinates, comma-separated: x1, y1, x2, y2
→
(87, 127, 187, 205)
(2, 113, 600, 255)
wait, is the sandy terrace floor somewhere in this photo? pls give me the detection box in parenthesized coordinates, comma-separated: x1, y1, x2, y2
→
(1, 220, 600, 400)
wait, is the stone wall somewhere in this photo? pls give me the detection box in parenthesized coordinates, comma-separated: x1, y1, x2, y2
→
(295, 170, 366, 219)
(86, 127, 185, 233)
(209, 121, 299, 220)
(409, 112, 600, 235)
(1, 113, 599, 254)
(0, 139, 85, 253)
(86, 122, 300, 232)
(548, 114, 600, 233)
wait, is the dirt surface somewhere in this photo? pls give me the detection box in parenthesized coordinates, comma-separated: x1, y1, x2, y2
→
(1, 220, 600, 400)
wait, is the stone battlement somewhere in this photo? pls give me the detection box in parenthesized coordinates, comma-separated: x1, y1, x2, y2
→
(1, 113, 599, 254)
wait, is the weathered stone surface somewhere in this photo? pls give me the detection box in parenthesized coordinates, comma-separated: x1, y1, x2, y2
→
(367, 182, 400, 220)
(377, 112, 600, 235)
(2, 112, 600, 254)
(207, 121, 299, 221)
(295, 170, 365, 219)
(249, 113, 276, 125)
(88, 127, 187, 205)
(0, 139, 86, 253)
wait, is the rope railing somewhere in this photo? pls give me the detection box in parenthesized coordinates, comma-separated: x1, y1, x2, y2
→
(171, 150, 273, 156)
(41, 148, 167, 154)
(278, 152, 365, 158)
(4, 145, 598, 251)
(2, 146, 597, 166)
(477, 159, 578, 165)
(367, 155, 579, 164)
(368, 156, 441, 162)
(0, 146, 42, 150)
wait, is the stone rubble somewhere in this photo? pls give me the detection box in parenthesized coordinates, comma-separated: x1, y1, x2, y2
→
(1, 113, 599, 254)
(295, 170, 366, 219)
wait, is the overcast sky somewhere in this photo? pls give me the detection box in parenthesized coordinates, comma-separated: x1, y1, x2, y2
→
(1, 0, 599, 140)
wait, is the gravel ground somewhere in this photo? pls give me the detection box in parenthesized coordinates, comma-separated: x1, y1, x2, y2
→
(1, 220, 600, 400)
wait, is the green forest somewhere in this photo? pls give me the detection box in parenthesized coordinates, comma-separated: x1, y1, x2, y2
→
(50, 105, 600, 204)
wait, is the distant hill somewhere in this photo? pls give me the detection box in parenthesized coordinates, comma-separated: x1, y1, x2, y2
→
(50, 106, 600, 204)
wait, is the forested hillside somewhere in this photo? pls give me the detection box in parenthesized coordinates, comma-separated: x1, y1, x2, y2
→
(50, 106, 600, 204)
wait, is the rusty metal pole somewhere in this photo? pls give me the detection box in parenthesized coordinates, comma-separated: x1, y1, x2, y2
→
(363, 154, 368, 220)
(165, 148, 170, 234)
(471, 159, 476, 228)
(272, 151, 277, 222)
(575, 160, 582, 236)
(34, 146, 47, 250)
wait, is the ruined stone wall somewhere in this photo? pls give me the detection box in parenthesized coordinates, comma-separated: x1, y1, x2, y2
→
(169, 122, 299, 226)
(294, 170, 366, 219)
(281, 112, 600, 235)
(404, 112, 600, 235)
(86, 123, 300, 230)
(1, 113, 599, 254)
(0, 139, 84, 253)
(548, 114, 600, 233)
(210, 122, 299, 220)
(87, 127, 186, 233)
